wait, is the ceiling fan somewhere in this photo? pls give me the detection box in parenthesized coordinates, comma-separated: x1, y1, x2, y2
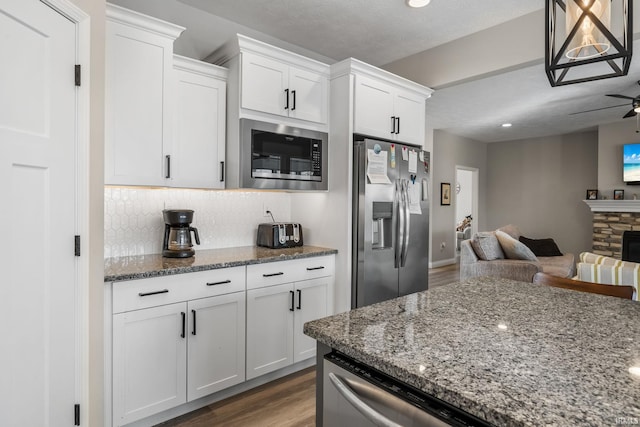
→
(570, 81, 640, 118)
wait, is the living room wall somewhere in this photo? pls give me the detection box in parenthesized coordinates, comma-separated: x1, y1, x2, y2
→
(598, 119, 640, 196)
(485, 131, 597, 257)
(432, 130, 488, 266)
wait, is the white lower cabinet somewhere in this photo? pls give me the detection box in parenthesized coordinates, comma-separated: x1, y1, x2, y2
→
(187, 293, 245, 401)
(246, 256, 334, 380)
(113, 303, 187, 425)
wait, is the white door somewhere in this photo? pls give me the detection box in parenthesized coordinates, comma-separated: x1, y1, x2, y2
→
(241, 51, 289, 117)
(187, 292, 246, 401)
(288, 66, 328, 124)
(354, 74, 395, 139)
(0, 2, 78, 426)
(113, 303, 187, 425)
(246, 284, 294, 380)
(293, 278, 331, 363)
(394, 89, 426, 146)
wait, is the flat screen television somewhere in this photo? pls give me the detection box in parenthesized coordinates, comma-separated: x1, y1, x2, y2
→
(624, 143, 640, 185)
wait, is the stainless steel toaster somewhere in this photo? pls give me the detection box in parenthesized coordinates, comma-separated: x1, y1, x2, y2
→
(257, 223, 303, 248)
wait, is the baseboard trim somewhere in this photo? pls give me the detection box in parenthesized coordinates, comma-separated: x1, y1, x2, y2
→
(429, 258, 458, 268)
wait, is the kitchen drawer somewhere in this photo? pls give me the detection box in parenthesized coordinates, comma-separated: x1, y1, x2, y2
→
(246, 255, 334, 289)
(112, 266, 245, 313)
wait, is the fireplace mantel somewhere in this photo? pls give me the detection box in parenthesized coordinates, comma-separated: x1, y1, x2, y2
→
(584, 200, 640, 213)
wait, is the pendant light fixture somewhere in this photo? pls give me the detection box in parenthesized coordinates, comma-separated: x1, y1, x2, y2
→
(545, 0, 632, 87)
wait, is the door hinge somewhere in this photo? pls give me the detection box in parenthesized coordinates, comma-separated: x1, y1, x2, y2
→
(75, 64, 81, 86)
(74, 235, 81, 257)
(74, 404, 80, 426)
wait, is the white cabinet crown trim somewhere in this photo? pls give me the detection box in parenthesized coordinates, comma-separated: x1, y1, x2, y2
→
(106, 3, 185, 39)
(174, 54, 228, 80)
(331, 57, 433, 98)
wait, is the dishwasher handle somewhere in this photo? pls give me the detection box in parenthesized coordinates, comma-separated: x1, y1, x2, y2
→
(328, 372, 403, 427)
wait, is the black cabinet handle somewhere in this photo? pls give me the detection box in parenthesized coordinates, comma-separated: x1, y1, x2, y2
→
(284, 88, 289, 110)
(165, 155, 171, 179)
(180, 312, 186, 338)
(191, 309, 196, 336)
(306, 266, 325, 271)
(220, 161, 225, 182)
(291, 90, 296, 111)
(396, 117, 400, 134)
(138, 289, 169, 297)
(289, 290, 295, 311)
(207, 279, 232, 286)
(296, 289, 302, 310)
(391, 116, 396, 134)
(263, 272, 284, 277)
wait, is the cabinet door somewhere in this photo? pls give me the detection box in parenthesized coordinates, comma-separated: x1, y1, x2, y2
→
(241, 51, 289, 117)
(113, 303, 187, 425)
(394, 89, 426, 146)
(105, 20, 174, 186)
(187, 292, 246, 401)
(246, 283, 294, 380)
(172, 66, 226, 189)
(293, 277, 333, 363)
(288, 66, 328, 124)
(354, 75, 395, 139)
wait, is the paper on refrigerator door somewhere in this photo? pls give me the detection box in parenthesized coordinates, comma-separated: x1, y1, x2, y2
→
(408, 150, 418, 174)
(367, 149, 392, 184)
(408, 181, 422, 214)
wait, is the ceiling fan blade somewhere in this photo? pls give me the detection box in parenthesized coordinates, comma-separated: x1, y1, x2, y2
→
(606, 94, 636, 100)
(570, 103, 628, 115)
(623, 109, 637, 118)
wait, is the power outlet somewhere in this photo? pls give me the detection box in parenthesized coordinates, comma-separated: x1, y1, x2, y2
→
(263, 203, 272, 218)
(440, 242, 446, 250)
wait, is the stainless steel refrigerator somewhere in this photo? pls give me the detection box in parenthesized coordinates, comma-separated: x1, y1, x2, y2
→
(352, 137, 430, 308)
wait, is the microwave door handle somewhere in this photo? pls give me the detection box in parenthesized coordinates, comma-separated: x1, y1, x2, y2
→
(328, 373, 403, 427)
(401, 180, 410, 267)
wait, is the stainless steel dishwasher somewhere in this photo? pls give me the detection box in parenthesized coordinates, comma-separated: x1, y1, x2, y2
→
(323, 352, 493, 427)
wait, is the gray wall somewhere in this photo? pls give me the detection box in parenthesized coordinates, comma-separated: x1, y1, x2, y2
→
(598, 120, 640, 198)
(432, 130, 487, 265)
(485, 131, 597, 257)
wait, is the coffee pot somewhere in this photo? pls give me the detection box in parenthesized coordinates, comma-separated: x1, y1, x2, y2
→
(162, 209, 200, 258)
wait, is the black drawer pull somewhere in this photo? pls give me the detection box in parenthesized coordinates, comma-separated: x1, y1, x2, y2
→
(263, 272, 284, 277)
(207, 280, 231, 286)
(296, 289, 302, 310)
(138, 289, 169, 297)
(180, 312, 186, 338)
(289, 290, 295, 311)
(192, 309, 197, 336)
(306, 266, 325, 271)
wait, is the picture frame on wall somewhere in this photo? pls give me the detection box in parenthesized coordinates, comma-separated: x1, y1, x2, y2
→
(614, 189, 625, 200)
(441, 182, 451, 206)
(586, 189, 598, 200)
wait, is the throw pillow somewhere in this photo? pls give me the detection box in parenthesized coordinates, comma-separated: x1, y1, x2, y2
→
(496, 230, 538, 261)
(497, 224, 521, 240)
(519, 236, 563, 257)
(470, 232, 505, 261)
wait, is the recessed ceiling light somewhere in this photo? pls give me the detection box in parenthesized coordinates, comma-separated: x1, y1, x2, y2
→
(406, 0, 431, 8)
(501, 123, 512, 128)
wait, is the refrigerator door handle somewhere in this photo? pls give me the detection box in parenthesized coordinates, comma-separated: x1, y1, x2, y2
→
(400, 180, 411, 267)
(394, 179, 403, 269)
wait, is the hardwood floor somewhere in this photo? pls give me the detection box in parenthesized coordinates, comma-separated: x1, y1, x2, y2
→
(158, 263, 459, 427)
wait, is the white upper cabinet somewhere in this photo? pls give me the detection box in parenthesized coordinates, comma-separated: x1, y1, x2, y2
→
(341, 59, 432, 146)
(209, 34, 329, 130)
(172, 56, 228, 189)
(105, 4, 184, 186)
(105, 5, 228, 189)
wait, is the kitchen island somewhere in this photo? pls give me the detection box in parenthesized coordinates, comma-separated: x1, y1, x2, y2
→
(304, 277, 640, 426)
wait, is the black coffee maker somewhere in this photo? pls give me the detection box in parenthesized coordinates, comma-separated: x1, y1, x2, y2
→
(162, 209, 200, 258)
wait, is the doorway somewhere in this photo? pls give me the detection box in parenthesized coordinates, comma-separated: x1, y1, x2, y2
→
(455, 166, 479, 257)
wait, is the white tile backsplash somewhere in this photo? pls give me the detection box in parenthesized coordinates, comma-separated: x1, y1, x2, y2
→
(104, 187, 291, 258)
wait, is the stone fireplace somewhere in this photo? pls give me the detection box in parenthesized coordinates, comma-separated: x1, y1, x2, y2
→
(585, 200, 640, 258)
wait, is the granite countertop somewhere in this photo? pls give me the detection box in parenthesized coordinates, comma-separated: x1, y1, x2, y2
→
(104, 245, 337, 282)
(304, 277, 640, 426)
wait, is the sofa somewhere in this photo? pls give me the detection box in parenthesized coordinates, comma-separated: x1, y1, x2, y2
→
(460, 225, 575, 282)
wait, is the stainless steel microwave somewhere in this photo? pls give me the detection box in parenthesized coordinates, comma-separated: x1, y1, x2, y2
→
(239, 118, 328, 191)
